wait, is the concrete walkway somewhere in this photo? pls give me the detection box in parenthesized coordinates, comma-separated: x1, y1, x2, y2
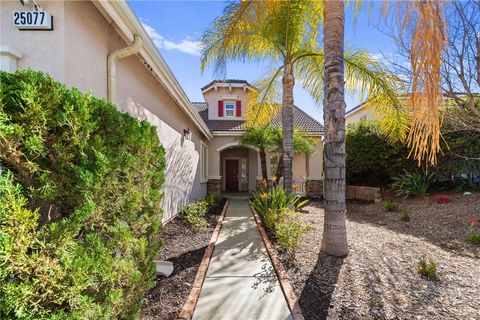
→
(192, 200, 292, 320)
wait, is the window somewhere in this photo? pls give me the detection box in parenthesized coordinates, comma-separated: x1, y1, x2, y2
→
(200, 142, 208, 182)
(270, 154, 280, 177)
(224, 101, 235, 117)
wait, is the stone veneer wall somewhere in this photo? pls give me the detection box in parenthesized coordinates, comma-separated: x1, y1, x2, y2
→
(207, 179, 221, 194)
(306, 179, 323, 198)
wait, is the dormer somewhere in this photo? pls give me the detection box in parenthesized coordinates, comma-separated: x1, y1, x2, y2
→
(201, 80, 255, 120)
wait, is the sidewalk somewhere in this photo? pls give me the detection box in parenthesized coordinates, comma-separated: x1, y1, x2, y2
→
(192, 200, 292, 320)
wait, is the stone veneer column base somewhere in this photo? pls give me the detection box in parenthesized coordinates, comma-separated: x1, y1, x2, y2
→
(207, 179, 221, 194)
(306, 179, 324, 198)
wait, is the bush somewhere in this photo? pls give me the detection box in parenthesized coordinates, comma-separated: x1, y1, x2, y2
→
(0, 70, 166, 319)
(400, 212, 411, 222)
(416, 256, 438, 280)
(275, 217, 312, 258)
(391, 170, 433, 197)
(433, 194, 451, 204)
(205, 193, 221, 210)
(250, 186, 308, 219)
(383, 200, 399, 212)
(467, 232, 480, 244)
(181, 200, 208, 227)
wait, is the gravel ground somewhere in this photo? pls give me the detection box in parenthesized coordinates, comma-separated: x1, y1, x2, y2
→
(273, 192, 480, 320)
(141, 200, 225, 320)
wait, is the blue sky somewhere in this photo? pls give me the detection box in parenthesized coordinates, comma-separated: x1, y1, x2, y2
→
(128, 1, 399, 122)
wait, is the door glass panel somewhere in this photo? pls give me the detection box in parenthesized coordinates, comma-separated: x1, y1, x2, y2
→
(240, 159, 248, 187)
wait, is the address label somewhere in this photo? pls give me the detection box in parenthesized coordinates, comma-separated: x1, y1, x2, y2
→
(13, 11, 53, 30)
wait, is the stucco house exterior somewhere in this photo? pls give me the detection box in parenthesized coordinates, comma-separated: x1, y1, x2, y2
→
(192, 80, 325, 197)
(0, 0, 324, 221)
(345, 101, 378, 126)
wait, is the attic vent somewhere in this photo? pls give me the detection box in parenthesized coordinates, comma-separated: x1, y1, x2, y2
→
(141, 59, 154, 72)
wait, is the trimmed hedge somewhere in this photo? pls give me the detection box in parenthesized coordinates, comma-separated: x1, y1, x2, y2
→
(0, 70, 166, 319)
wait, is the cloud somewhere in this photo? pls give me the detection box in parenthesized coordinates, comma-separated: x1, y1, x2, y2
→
(142, 22, 202, 56)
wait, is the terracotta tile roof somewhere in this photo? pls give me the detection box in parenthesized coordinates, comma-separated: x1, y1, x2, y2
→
(192, 102, 324, 134)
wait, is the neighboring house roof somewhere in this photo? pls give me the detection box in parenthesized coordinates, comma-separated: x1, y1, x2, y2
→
(346, 101, 367, 116)
(192, 102, 325, 135)
(201, 79, 255, 92)
(92, 1, 213, 140)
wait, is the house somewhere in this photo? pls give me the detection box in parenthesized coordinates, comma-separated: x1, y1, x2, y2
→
(0, 0, 324, 222)
(192, 80, 325, 197)
(345, 101, 378, 126)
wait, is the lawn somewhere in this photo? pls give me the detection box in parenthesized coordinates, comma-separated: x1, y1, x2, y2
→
(273, 192, 480, 320)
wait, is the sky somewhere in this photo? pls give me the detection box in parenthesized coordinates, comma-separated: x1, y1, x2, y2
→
(128, 0, 399, 122)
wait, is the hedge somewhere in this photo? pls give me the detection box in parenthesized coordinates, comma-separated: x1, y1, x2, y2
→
(0, 70, 166, 319)
(346, 120, 480, 188)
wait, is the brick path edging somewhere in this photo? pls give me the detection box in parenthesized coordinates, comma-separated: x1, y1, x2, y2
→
(177, 200, 230, 320)
(249, 205, 305, 320)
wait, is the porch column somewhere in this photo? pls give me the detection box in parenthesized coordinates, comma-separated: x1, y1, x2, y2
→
(207, 148, 221, 194)
(306, 140, 324, 198)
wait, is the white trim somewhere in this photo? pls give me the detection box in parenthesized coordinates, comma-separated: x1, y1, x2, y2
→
(0, 46, 22, 59)
(200, 141, 208, 183)
(208, 176, 222, 180)
(221, 95, 238, 100)
(306, 177, 324, 180)
(212, 131, 244, 137)
(93, 1, 213, 140)
(202, 82, 255, 93)
(216, 142, 260, 152)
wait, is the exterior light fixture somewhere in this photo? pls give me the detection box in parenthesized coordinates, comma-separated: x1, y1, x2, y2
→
(183, 128, 192, 141)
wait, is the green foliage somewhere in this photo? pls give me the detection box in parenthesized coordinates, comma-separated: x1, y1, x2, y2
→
(391, 170, 433, 197)
(0, 70, 166, 319)
(416, 256, 438, 280)
(466, 232, 480, 244)
(205, 193, 221, 209)
(383, 200, 399, 212)
(400, 212, 411, 222)
(250, 186, 308, 220)
(274, 208, 312, 257)
(181, 200, 208, 227)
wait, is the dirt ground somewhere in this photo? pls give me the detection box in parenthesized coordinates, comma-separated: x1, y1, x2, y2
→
(274, 192, 480, 320)
(141, 201, 224, 320)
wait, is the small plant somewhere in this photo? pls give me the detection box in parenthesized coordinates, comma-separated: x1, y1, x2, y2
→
(275, 212, 312, 258)
(182, 200, 208, 227)
(433, 194, 451, 204)
(467, 218, 480, 244)
(250, 186, 308, 219)
(400, 212, 411, 222)
(416, 256, 438, 280)
(383, 200, 399, 212)
(205, 193, 221, 209)
(391, 170, 433, 197)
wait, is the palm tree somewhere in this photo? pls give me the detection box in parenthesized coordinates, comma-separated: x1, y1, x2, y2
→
(321, 0, 348, 256)
(237, 126, 272, 182)
(201, 0, 400, 194)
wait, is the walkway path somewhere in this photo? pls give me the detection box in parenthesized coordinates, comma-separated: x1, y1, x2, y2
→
(192, 199, 292, 320)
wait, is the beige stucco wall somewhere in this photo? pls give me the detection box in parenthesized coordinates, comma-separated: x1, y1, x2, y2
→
(307, 140, 324, 180)
(345, 106, 376, 126)
(203, 86, 248, 120)
(1, 0, 209, 221)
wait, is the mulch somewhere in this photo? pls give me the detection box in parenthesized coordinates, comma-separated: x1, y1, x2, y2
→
(141, 200, 225, 320)
(271, 192, 480, 320)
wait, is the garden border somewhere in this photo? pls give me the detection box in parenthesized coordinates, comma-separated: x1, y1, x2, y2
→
(249, 205, 305, 320)
(177, 199, 230, 320)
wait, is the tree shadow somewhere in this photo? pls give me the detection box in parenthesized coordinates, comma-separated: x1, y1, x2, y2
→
(298, 252, 345, 320)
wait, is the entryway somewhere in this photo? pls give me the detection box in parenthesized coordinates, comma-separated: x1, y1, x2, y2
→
(225, 159, 239, 191)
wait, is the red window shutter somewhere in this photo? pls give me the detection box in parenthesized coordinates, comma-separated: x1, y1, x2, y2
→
(236, 100, 241, 117)
(218, 100, 224, 117)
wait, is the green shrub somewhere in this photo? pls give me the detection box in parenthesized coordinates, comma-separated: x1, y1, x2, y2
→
(383, 200, 399, 212)
(466, 232, 480, 244)
(0, 70, 165, 319)
(275, 209, 312, 257)
(416, 256, 438, 280)
(391, 170, 433, 197)
(250, 186, 308, 220)
(400, 212, 411, 222)
(182, 200, 208, 227)
(205, 193, 221, 209)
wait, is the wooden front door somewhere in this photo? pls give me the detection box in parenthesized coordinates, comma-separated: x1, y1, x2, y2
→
(225, 160, 239, 191)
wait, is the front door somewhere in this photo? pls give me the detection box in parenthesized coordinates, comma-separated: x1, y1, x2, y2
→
(225, 160, 239, 191)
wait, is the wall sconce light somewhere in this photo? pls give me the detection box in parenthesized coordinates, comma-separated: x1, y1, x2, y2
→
(183, 128, 192, 141)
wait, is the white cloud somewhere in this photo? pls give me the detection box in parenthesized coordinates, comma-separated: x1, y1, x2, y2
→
(142, 22, 202, 56)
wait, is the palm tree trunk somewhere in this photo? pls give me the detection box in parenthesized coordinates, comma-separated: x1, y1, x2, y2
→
(275, 154, 284, 182)
(259, 149, 268, 182)
(282, 61, 294, 193)
(321, 0, 349, 257)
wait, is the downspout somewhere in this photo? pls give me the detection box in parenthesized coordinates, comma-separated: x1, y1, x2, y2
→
(107, 35, 143, 103)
